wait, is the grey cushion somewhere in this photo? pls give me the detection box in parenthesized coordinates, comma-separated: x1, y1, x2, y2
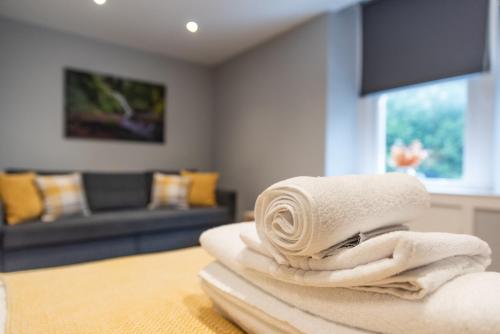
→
(2, 207, 229, 250)
(83, 172, 150, 212)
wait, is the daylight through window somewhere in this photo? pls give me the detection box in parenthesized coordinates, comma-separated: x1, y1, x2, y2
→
(381, 79, 467, 180)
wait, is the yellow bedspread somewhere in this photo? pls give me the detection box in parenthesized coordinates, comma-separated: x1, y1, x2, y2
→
(1, 247, 242, 334)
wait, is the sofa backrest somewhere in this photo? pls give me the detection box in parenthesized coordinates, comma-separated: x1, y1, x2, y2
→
(6, 169, 75, 175)
(6, 169, 181, 213)
(84, 172, 150, 212)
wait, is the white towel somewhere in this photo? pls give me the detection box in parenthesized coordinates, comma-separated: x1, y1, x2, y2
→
(200, 263, 371, 334)
(200, 224, 500, 334)
(255, 173, 430, 263)
(239, 224, 491, 299)
(202, 280, 302, 334)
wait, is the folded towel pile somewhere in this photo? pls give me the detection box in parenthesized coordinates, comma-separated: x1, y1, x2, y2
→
(199, 174, 499, 334)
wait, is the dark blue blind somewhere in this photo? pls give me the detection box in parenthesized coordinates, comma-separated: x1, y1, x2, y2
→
(361, 0, 490, 95)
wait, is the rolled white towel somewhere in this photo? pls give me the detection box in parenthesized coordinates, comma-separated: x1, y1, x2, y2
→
(255, 173, 429, 263)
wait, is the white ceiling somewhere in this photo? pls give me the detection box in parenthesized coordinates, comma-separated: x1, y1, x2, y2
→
(0, 0, 361, 65)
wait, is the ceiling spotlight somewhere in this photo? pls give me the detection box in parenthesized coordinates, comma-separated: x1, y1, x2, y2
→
(186, 21, 198, 33)
(94, 0, 106, 5)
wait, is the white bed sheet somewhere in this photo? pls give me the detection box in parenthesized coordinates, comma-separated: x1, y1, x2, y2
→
(0, 283, 6, 334)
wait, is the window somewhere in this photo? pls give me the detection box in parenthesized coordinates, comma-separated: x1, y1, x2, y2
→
(358, 74, 496, 192)
(380, 80, 466, 180)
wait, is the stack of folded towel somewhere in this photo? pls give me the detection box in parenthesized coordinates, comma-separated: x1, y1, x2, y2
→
(199, 174, 500, 334)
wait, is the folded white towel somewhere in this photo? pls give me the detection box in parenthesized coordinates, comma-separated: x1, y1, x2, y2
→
(202, 280, 301, 334)
(200, 223, 500, 334)
(255, 173, 430, 263)
(240, 224, 491, 299)
(200, 262, 371, 334)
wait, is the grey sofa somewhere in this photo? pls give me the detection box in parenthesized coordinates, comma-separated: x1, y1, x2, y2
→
(0, 169, 236, 272)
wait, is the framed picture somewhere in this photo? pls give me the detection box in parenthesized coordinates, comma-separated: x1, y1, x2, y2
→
(64, 68, 166, 143)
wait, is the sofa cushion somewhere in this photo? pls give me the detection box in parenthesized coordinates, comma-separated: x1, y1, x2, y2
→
(83, 172, 150, 212)
(0, 173, 43, 225)
(2, 207, 229, 250)
(144, 170, 181, 202)
(149, 173, 191, 209)
(35, 173, 90, 222)
(181, 171, 219, 207)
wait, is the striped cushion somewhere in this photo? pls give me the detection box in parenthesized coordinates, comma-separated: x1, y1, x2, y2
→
(35, 173, 90, 222)
(148, 173, 191, 209)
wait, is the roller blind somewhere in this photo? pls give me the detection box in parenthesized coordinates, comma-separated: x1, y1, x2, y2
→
(361, 0, 490, 95)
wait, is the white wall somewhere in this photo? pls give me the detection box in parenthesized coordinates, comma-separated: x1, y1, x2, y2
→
(213, 9, 360, 216)
(0, 18, 215, 172)
(494, 7, 500, 193)
(325, 7, 360, 176)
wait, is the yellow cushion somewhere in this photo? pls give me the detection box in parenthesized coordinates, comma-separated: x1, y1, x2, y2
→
(0, 173, 43, 225)
(181, 171, 219, 207)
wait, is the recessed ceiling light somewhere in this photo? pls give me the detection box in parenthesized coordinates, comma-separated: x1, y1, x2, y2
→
(186, 21, 198, 33)
(94, 0, 106, 5)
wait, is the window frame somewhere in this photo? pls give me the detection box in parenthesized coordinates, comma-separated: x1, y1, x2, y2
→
(357, 74, 495, 193)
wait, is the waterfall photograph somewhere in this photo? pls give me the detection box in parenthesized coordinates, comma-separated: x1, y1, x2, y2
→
(64, 68, 166, 143)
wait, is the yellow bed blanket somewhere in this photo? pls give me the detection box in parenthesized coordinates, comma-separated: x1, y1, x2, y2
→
(1, 247, 242, 334)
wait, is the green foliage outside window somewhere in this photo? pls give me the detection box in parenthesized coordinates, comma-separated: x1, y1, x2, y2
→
(385, 79, 466, 179)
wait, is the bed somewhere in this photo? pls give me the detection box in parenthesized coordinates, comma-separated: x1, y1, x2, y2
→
(0, 247, 242, 334)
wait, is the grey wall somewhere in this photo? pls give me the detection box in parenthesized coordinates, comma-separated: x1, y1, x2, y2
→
(475, 209, 500, 272)
(213, 9, 360, 216)
(0, 18, 214, 172)
(494, 7, 500, 194)
(0, 9, 360, 215)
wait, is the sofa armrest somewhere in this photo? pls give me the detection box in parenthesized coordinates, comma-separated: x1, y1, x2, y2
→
(0, 201, 5, 226)
(216, 189, 237, 222)
(0, 202, 5, 271)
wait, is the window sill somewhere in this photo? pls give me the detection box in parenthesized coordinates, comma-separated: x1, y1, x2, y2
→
(425, 184, 499, 198)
